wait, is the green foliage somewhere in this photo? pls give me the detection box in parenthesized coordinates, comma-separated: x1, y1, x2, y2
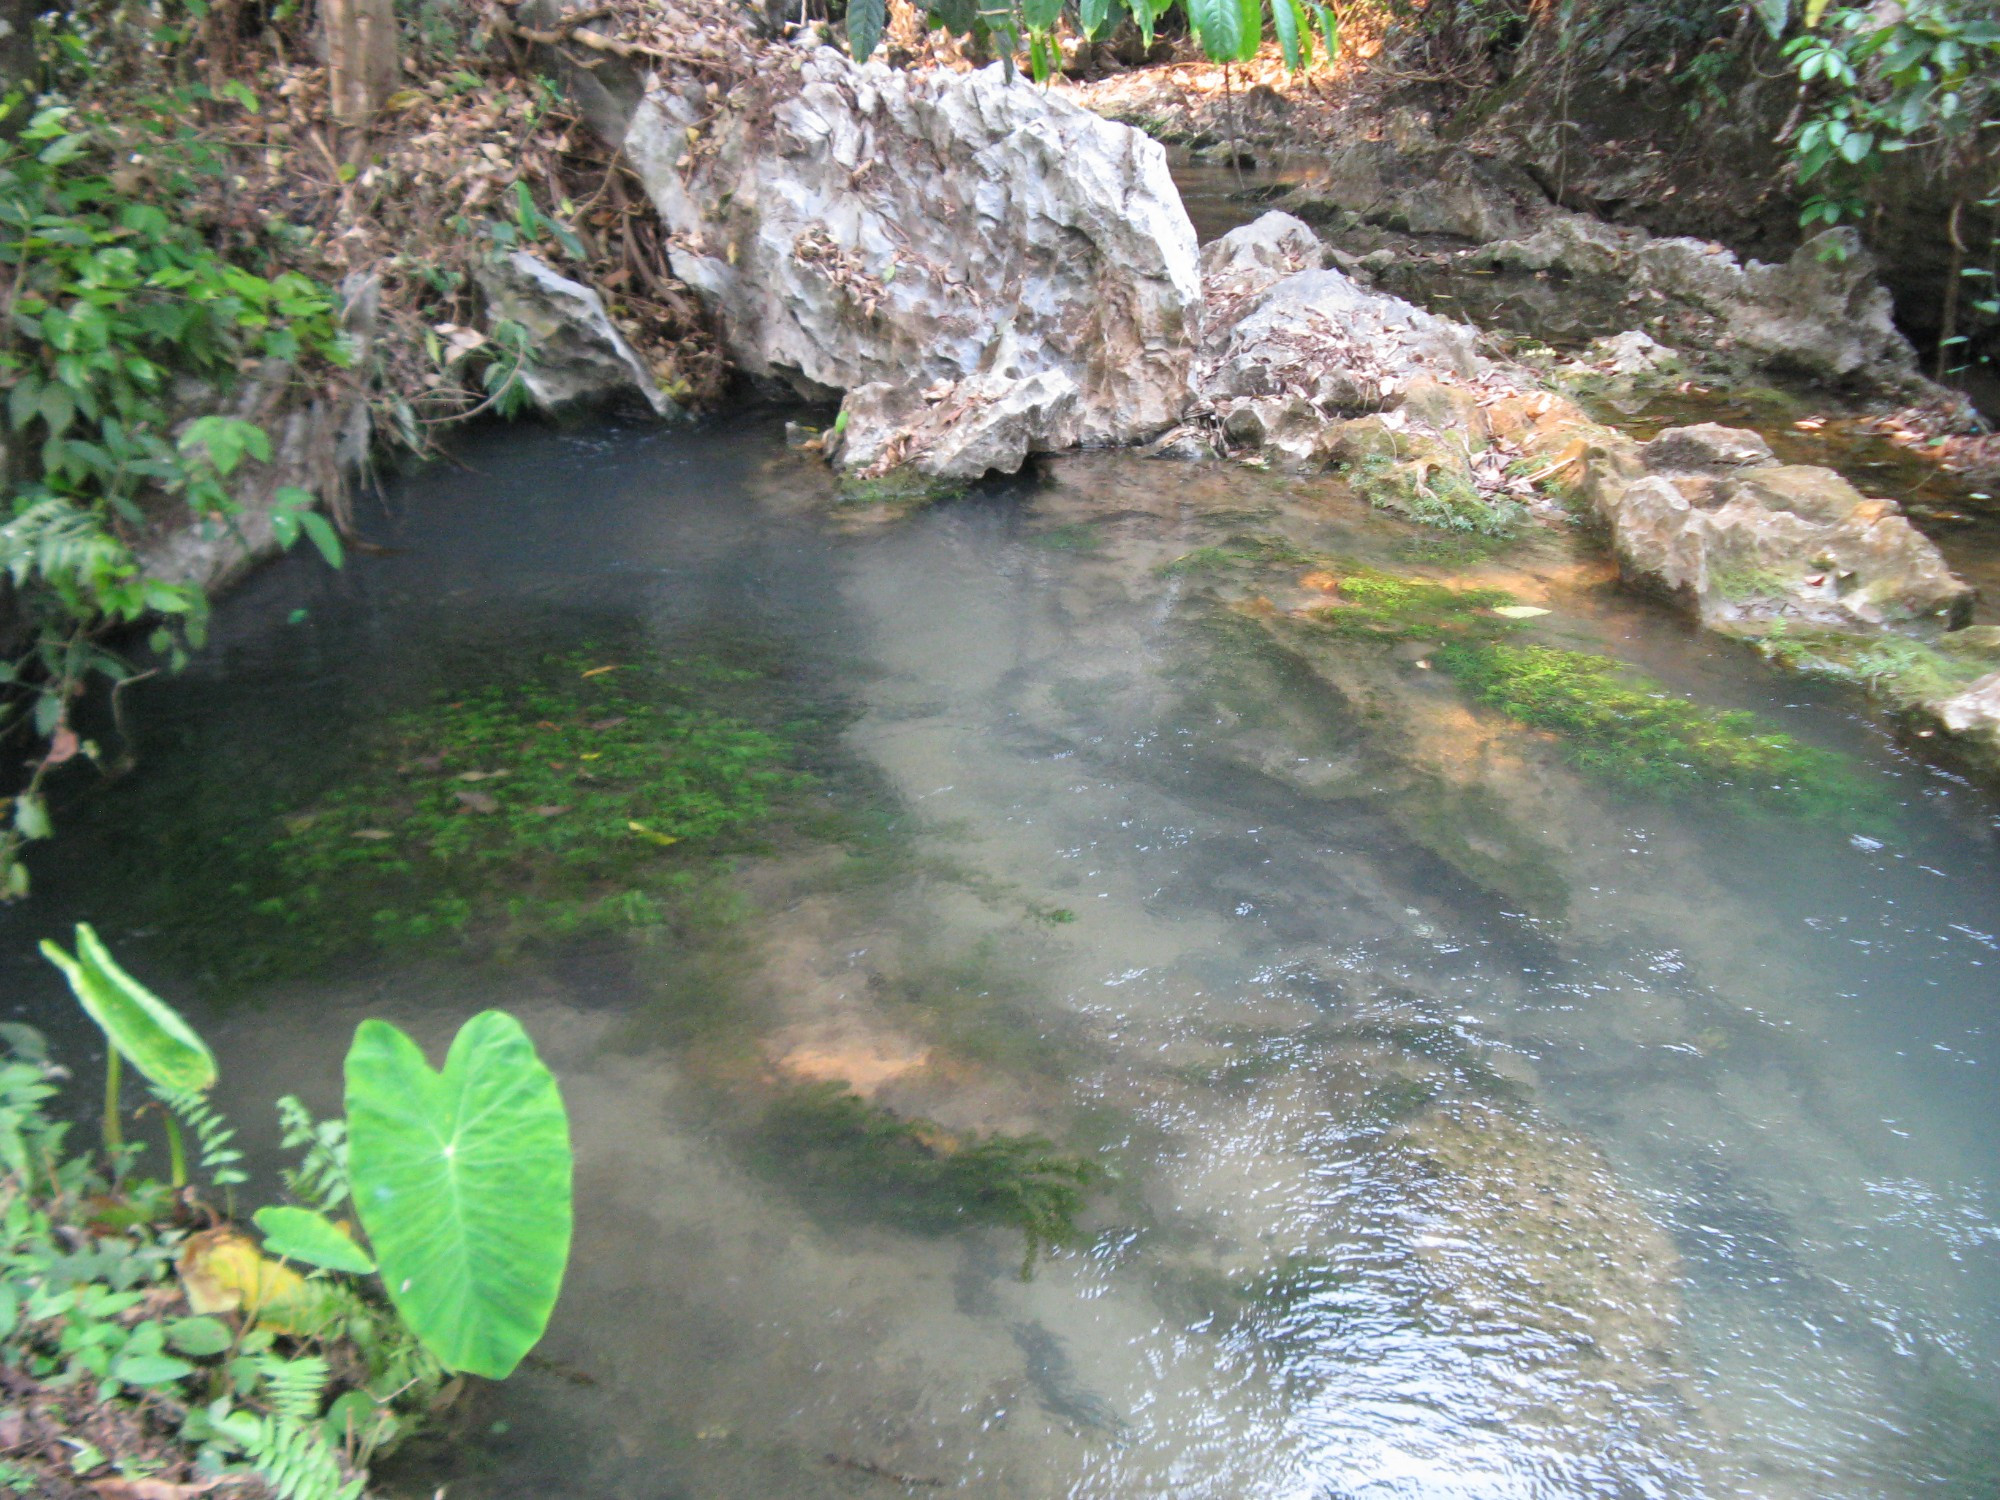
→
(0, 1025, 391, 1498)
(16, 943, 577, 1490)
(1347, 453, 1526, 537)
(1781, 3, 1999, 375)
(760, 1082, 1101, 1276)
(0, 99, 350, 898)
(1433, 640, 1870, 814)
(886, 0, 1339, 81)
(345, 1012, 573, 1380)
(255, 1207, 378, 1275)
(39, 923, 216, 1093)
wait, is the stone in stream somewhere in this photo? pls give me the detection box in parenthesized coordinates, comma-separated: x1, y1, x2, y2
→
(1596, 424, 1974, 634)
(474, 250, 681, 418)
(622, 39, 1200, 480)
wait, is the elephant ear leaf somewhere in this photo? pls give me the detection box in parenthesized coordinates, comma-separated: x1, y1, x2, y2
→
(344, 1011, 572, 1380)
(40, 923, 216, 1092)
(253, 1205, 377, 1275)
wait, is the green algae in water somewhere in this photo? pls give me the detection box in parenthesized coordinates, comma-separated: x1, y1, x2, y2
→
(1157, 532, 1319, 577)
(1434, 640, 1872, 815)
(172, 652, 807, 984)
(755, 1081, 1102, 1277)
(1310, 569, 1516, 642)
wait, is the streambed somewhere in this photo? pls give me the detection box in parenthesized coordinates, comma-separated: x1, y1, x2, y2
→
(2, 416, 1998, 1498)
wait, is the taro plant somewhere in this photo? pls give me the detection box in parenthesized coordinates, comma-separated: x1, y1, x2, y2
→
(39, 924, 575, 1394)
(39, 922, 217, 1180)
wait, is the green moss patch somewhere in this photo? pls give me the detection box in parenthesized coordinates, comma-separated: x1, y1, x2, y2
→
(1309, 569, 1516, 641)
(1346, 453, 1527, 538)
(1157, 532, 1320, 577)
(1434, 640, 1872, 814)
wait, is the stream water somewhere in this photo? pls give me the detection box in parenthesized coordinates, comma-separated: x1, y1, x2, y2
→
(2, 413, 1998, 1499)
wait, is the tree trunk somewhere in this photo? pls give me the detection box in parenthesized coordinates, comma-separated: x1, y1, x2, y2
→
(325, 0, 398, 132)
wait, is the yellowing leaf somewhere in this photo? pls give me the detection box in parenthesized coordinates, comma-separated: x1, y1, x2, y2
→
(1490, 605, 1552, 619)
(177, 1228, 332, 1335)
(626, 821, 680, 847)
(580, 664, 622, 678)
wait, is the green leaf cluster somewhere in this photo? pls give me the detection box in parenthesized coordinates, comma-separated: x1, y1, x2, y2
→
(852, 0, 1339, 81)
(0, 98, 351, 899)
(7, 931, 581, 1493)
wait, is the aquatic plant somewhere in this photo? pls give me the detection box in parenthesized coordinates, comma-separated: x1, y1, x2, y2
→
(41, 922, 216, 1174)
(345, 1012, 573, 1380)
(42, 933, 574, 1377)
(834, 469, 966, 514)
(1756, 623, 1996, 707)
(1433, 640, 1871, 813)
(1157, 532, 1320, 577)
(758, 1081, 1101, 1277)
(183, 652, 801, 982)
(1309, 568, 1516, 641)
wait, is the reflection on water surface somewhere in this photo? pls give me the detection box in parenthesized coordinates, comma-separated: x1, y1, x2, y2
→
(3, 417, 1997, 1499)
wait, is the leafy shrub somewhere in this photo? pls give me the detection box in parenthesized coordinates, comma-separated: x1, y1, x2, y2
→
(0, 99, 350, 898)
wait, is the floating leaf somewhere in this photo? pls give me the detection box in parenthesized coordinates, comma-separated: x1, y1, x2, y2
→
(254, 1205, 377, 1274)
(345, 1012, 573, 1379)
(40, 924, 216, 1092)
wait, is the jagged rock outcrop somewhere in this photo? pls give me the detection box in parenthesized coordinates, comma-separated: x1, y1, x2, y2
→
(475, 251, 679, 417)
(1593, 423, 1973, 633)
(1195, 213, 1503, 458)
(623, 39, 1201, 479)
(1474, 221, 1919, 390)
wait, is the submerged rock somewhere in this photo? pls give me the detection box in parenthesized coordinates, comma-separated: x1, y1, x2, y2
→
(475, 250, 680, 417)
(624, 40, 1200, 478)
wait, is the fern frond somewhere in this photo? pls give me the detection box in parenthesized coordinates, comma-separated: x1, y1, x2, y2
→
(218, 1408, 363, 1500)
(276, 1095, 350, 1212)
(256, 1353, 331, 1423)
(0, 495, 135, 594)
(151, 1083, 248, 1187)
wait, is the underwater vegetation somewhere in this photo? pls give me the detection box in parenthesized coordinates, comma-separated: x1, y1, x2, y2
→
(1157, 532, 1319, 577)
(1170, 538, 1876, 820)
(162, 652, 806, 985)
(1307, 568, 1515, 641)
(756, 1081, 1102, 1277)
(1433, 641, 1872, 815)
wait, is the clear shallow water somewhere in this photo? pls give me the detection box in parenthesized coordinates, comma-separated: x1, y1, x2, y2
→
(3, 418, 1999, 1498)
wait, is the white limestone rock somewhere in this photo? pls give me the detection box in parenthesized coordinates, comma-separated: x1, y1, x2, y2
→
(624, 43, 1200, 478)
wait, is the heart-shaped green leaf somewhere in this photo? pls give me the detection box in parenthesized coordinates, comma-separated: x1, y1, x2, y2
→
(253, 1205, 377, 1275)
(344, 1012, 572, 1379)
(40, 923, 216, 1092)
